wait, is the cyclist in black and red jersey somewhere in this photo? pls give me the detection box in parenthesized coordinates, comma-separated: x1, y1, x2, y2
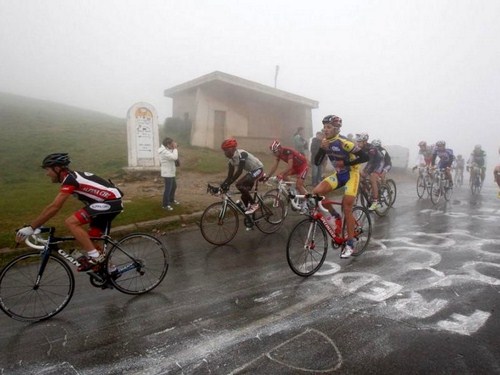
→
(266, 140, 309, 195)
(15, 153, 123, 271)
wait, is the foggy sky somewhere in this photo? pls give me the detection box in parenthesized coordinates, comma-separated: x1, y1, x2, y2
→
(1, 0, 499, 170)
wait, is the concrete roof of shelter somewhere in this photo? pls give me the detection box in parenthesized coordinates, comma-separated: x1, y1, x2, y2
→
(163, 71, 319, 108)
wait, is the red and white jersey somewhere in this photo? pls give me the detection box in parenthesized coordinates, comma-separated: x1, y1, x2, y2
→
(60, 171, 122, 204)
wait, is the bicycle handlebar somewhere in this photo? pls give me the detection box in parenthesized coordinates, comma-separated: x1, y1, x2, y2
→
(24, 227, 52, 250)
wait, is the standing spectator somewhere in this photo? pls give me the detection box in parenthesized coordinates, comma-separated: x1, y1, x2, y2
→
(293, 127, 308, 156)
(158, 137, 179, 210)
(310, 131, 324, 186)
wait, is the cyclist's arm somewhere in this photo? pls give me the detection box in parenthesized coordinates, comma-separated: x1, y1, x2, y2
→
(267, 157, 280, 177)
(431, 153, 437, 166)
(280, 156, 294, 178)
(314, 148, 326, 166)
(230, 159, 246, 182)
(347, 148, 369, 166)
(222, 164, 235, 186)
(29, 192, 72, 229)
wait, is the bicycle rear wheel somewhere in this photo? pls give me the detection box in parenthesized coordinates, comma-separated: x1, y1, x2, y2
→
(200, 202, 239, 245)
(255, 192, 286, 234)
(0, 252, 74, 322)
(346, 206, 372, 256)
(385, 179, 397, 206)
(108, 234, 169, 295)
(286, 218, 328, 277)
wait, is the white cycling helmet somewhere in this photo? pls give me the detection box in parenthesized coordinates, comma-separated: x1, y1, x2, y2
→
(371, 139, 382, 147)
(355, 133, 369, 142)
(269, 140, 281, 153)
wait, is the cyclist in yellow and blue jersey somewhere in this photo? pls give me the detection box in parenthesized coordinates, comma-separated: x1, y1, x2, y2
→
(312, 115, 369, 258)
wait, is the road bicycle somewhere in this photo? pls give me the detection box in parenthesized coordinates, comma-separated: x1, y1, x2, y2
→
(416, 166, 433, 199)
(200, 181, 286, 246)
(357, 176, 393, 216)
(264, 176, 306, 219)
(0, 226, 169, 322)
(430, 167, 453, 204)
(286, 194, 372, 277)
(469, 164, 482, 195)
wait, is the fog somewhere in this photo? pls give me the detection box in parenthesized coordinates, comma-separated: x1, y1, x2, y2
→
(1, 0, 499, 176)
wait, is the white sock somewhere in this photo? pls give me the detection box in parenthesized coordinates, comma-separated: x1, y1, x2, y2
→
(87, 249, 100, 258)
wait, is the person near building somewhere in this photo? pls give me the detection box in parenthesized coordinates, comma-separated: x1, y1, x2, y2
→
(158, 137, 179, 210)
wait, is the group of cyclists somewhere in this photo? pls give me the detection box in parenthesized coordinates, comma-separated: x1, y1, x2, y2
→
(413, 141, 491, 192)
(14, 115, 500, 268)
(218, 114, 393, 258)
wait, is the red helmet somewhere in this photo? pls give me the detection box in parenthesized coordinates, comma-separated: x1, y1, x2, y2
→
(221, 139, 237, 150)
(270, 140, 281, 152)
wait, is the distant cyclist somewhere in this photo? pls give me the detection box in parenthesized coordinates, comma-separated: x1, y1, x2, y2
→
(313, 115, 369, 258)
(453, 154, 465, 184)
(15, 153, 123, 272)
(412, 141, 433, 170)
(356, 133, 384, 211)
(431, 140, 455, 186)
(467, 144, 486, 185)
(371, 139, 392, 178)
(220, 139, 264, 215)
(266, 140, 309, 195)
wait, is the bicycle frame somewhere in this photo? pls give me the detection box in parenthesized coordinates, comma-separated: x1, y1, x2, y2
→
(26, 227, 150, 284)
(293, 194, 344, 244)
(210, 187, 273, 226)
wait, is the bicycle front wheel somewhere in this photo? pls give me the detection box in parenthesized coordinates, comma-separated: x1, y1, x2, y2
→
(255, 192, 286, 234)
(444, 180, 453, 201)
(430, 177, 442, 204)
(264, 188, 289, 219)
(374, 184, 392, 217)
(385, 179, 397, 206)
(108, 234, 169, 295)
(286, 218, 328, 277)
(0, 252, 74, 322)
(200, 202, 239, 245)
(416, 175, 426, 199)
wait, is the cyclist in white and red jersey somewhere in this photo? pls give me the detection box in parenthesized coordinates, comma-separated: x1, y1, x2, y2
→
(15, 153, 123, 271)
(266, 140, 309, 194)
(220, 139, 265, 215)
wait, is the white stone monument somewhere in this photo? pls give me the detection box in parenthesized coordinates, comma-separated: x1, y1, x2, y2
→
(126, 102, 160, 169)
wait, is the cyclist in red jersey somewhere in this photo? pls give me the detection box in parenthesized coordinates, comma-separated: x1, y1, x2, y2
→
(266, 140, 309, 194)
(15, 153, 123, 271)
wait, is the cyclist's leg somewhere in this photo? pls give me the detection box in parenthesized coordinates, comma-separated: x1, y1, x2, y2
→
(342, 171, 359, 243)
(236, 174, 255, 207)
(295, 165, 309, 195)
(65, 211, 97, 252)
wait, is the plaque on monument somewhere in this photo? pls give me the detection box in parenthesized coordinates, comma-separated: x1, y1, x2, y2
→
(126, 102, 160, 168)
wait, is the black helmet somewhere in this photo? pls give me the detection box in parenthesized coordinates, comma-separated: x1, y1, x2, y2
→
(41, 153, 71, 168)
(322, 115, 342, 126)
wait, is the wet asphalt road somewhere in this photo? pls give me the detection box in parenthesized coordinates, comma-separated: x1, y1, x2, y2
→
(1, 179, 499, 374)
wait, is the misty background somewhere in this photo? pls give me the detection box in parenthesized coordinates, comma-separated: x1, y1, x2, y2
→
(1, 0, 499, 181)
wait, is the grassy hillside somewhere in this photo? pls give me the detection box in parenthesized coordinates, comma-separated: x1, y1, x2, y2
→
(0, 93, 277, 249)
